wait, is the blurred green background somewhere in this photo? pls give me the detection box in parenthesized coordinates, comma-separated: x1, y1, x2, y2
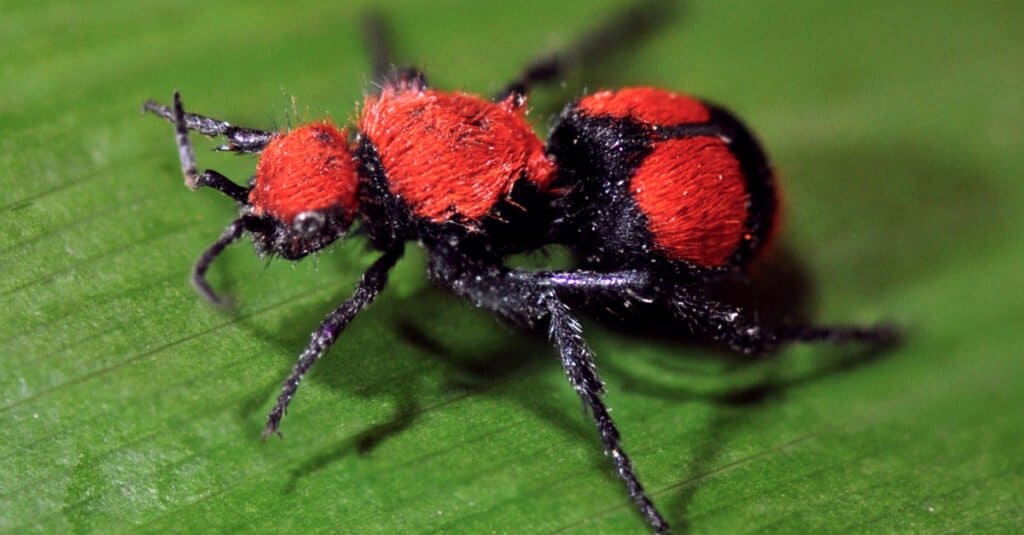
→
(2, 1, 1022, 533)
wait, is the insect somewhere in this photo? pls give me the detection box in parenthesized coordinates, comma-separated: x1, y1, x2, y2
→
(143, 2, 896, 532)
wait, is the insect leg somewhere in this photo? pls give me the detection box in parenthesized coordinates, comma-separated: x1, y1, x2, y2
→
(545, 296, 670, 534)
(425, 247, 669, 533)
(143, 91, 275, 154)
(524, 269, 898, 354)
(144, 92, 269, 195)
(263, 246, 404, 438)
(496, 0, 679, 101)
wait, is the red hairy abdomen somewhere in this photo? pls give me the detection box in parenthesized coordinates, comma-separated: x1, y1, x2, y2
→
(359, 88, 554, 223)
(578, 86, 760, 267)
(578, 87, 711, 125)
(249, 122, 359, 223)
(630, 138, 749, 266)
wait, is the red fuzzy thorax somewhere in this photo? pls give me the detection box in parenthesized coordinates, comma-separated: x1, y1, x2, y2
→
(249, 122, 359, 223)
(359, 87, 554, 224)
(578, 87, 711, 125)
(630, 138, 748, 266)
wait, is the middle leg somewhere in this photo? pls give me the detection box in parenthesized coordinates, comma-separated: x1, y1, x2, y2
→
(263, 246, 404, 438)
(425, 247, 670, 533)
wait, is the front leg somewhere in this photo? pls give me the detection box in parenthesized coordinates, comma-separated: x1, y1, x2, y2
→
(143, 91, 275, 153)
(425, 246, 670, 534)
(263, 246, 404, 438)
(144, 91, 267, 196)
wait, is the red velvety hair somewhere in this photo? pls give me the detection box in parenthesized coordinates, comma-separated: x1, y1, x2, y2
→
(361, 88, 553, 223)
(630, 137, 748, 266)
(249, 121, 359, 223)
(578, 87, 711, 125)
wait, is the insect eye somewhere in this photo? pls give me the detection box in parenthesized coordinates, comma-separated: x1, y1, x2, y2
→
(293, 210, 326, 236)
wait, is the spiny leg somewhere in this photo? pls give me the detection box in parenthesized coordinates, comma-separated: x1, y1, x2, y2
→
(545, 297, 669, 534)
(497, 0, 679, 100)
(192, 216, 244, 305)
(143, 92, 275, 153)
(425, 248, 669, 533)
(169, 90, 202, 190)
(190, 215, 268, 305)
(519, 268, 898, 354)
(514, 268, 776, 352)
(663, 283, 897, 354)
(263, 246, 404, 439)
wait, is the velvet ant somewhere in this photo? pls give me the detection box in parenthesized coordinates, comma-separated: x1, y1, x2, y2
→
(143, 2, 896, 532)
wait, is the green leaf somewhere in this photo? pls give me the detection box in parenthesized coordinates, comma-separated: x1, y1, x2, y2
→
(3, 1, 1022, 533)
